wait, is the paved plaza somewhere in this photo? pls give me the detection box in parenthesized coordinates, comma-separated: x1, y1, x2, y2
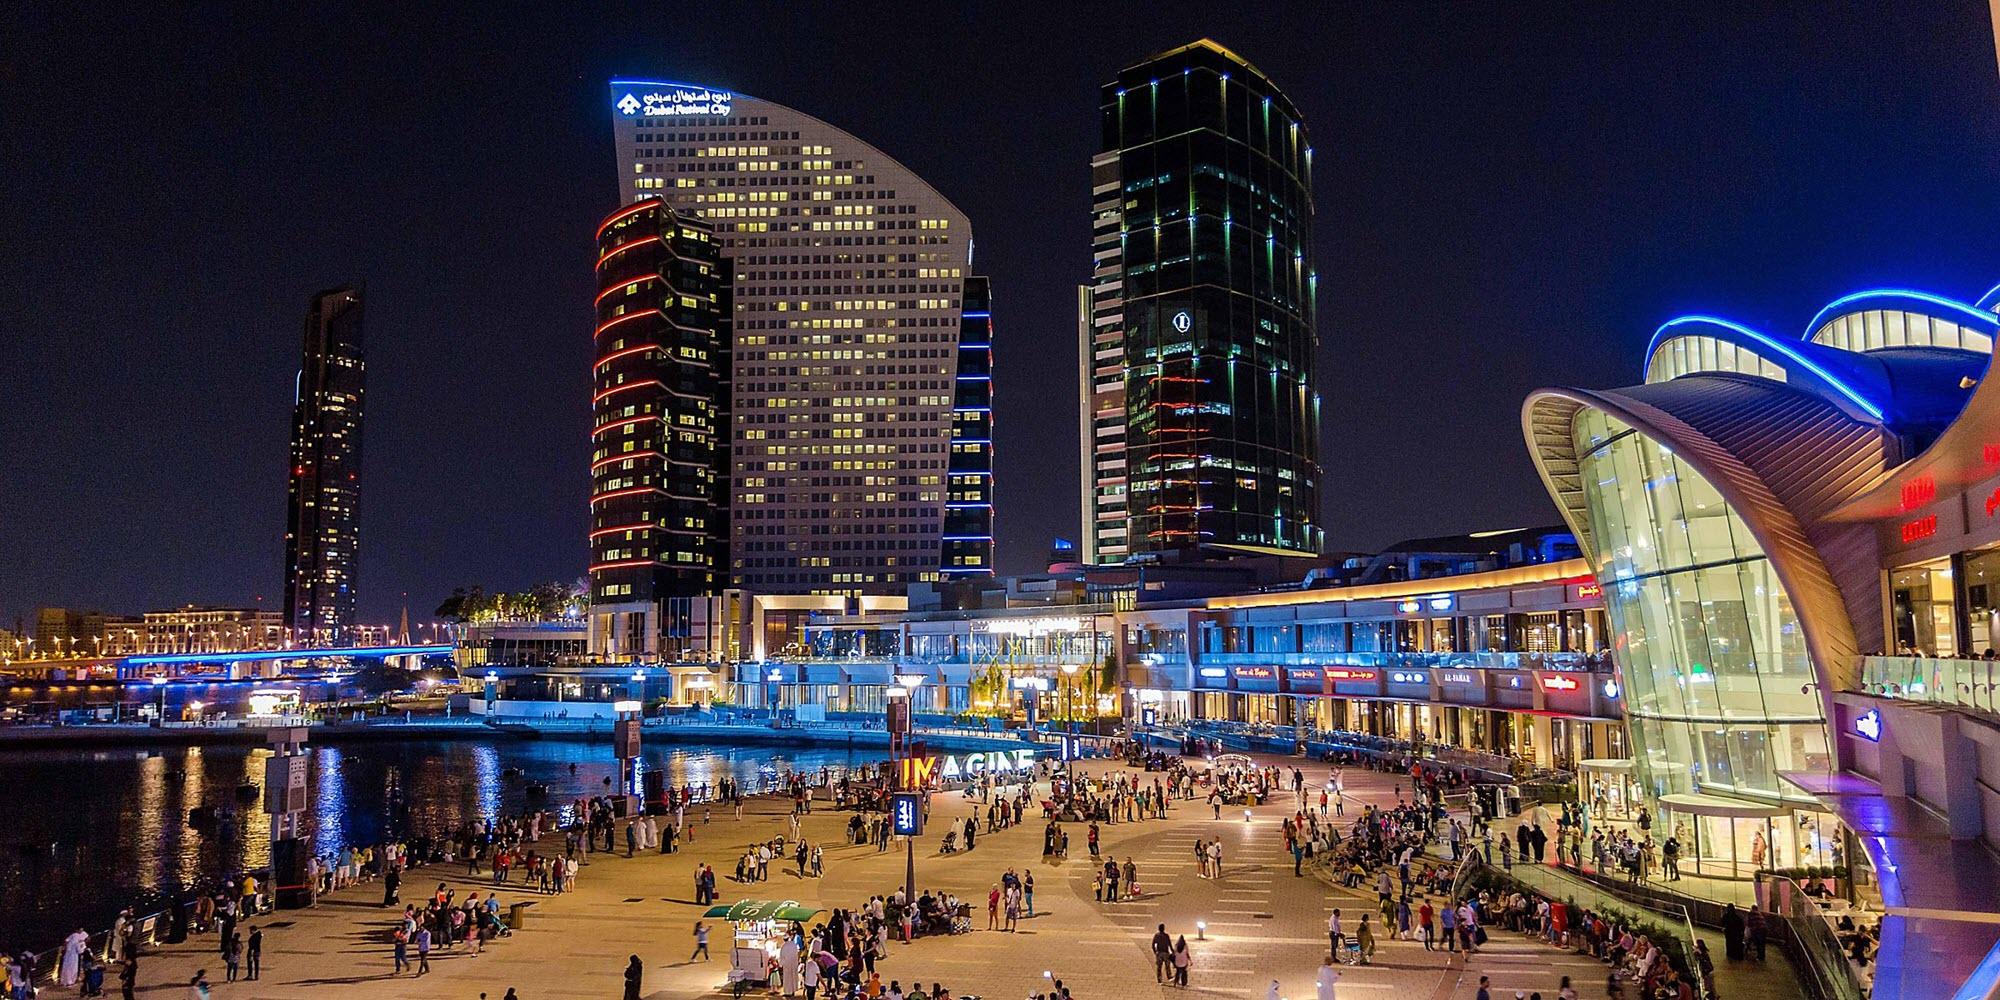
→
(112, 749, 1622, 999)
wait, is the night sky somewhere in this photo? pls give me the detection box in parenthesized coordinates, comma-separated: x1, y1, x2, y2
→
(4, 3, 1998, 627)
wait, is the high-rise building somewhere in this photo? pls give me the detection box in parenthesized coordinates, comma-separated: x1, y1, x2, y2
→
(283, 286, 365, 643)
(608, 80, 994, 596)
(1083, 40, 1322, 562)
(589, 199, 731, 659)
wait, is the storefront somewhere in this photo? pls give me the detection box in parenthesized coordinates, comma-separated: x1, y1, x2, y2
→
(1579, 758, 1642, 823)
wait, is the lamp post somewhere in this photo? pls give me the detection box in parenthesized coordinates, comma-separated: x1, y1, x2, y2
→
(889, 673, 925, 905)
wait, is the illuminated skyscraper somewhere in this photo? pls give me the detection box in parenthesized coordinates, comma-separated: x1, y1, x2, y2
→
(608, 80, 994, 595)
(283, 285, 365, 642)
(590, 199, 730, 659)
(1083, 40, 1322, 561)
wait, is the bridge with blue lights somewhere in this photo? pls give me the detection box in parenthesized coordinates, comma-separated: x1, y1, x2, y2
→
(113, 644, 452, 680)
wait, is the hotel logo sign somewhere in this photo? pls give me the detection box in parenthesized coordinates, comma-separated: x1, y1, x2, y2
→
(618, 86, 733, 117)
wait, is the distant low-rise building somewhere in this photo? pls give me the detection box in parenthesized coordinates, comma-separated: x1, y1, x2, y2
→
(142, 605, 285, 653)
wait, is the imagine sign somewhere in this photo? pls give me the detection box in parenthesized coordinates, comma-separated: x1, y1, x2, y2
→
(616, 85, 733, 117)
(898, 748, 1037, 787)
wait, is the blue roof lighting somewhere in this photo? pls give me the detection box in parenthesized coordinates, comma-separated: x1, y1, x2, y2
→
(1648, 315, 1886, 421)
(1801, 288, 2000, 342)
(1975, 282, 2000, 313)
(125, 644, 452, 667)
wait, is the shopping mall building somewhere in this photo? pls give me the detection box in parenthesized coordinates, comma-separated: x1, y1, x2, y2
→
(1526, 284, 2000, 997)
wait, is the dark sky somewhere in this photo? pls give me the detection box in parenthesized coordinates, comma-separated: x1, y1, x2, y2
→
(4, 3, 1998, 628)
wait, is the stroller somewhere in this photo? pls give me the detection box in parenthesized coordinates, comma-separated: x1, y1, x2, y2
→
(940, 830, 959, 854)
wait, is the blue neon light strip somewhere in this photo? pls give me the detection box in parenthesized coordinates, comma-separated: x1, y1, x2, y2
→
(958, 343, 991, 349)
(1977, 282, 2000, 312)
(942, 535, 995, 541)
(125, 644, 453, 666)
(1801, 289, 2000, 341)
(1647, 315, 1886, 421)
(962, 311, 991, 318)
(945, 502, 994, 508)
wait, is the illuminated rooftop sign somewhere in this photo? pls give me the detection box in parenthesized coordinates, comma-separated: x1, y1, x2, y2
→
(614, 83, 733, 117)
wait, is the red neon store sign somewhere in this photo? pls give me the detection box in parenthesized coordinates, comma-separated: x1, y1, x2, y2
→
(1325, 668, 1377, 681)
(1539, 674, 1580, 692)
(1901, 514, 1938, 544)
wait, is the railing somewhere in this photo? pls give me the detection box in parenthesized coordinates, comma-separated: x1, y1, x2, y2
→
(1859, 654, 2000, 712)
(1757, 875, 1868, 1000)
(1460, 854, 1711, 1000)
(1193, 649, 1611, 672)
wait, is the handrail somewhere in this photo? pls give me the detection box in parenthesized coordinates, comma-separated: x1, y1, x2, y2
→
(1757, 874, 1868, 1000)
(1459, 854, 1711, 1000)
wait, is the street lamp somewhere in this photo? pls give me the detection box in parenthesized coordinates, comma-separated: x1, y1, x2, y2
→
(888, 673, 925, 906)
(1060, 662, 1079, 733)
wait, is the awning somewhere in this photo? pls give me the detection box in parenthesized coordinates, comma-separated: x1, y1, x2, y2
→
(703, 900, 825, 923)
(1656, 792, 1791, 819)
(1578, 758, 1634, 773)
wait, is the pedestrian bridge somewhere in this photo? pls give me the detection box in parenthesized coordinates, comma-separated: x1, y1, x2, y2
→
(116, 644, 452, 678)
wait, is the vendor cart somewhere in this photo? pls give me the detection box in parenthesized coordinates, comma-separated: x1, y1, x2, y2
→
(703, 899, 826, 989)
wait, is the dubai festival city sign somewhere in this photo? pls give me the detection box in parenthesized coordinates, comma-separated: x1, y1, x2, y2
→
(898, 748, 1037, 787)
(616, 85, 733, 117)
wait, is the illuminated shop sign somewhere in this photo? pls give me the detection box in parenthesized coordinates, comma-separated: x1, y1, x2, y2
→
(1286, 668, 1324, 683)
(1325, 668, 1376, 681)
(1197, 667, 1227, 679)
(1602, 680, 1621, 699)
(1171, 310, 1193, 333)
(898, 748, 1037, 786)
(1388, 671, 1427, 684)
(1439, 671, 1479, 685)
(1539, 674, 1580, 692)
(1233, 666, 1275, 679)
(1985, 486, 2000, 518)
(1901, 514, 1938, 544)
(1392, 595, 1454, 614)
(1854, 709, 1882, 742)
(616, 85, 733, 117)
(973, 616, 1083, 636)
(1577, 584, 1602, 599)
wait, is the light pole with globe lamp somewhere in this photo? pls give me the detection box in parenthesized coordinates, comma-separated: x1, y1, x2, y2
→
(889, 673, 926, 904)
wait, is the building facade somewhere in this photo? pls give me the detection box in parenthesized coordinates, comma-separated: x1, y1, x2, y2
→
(1525, 284, 2000, 878)
(591, 199, 731, 659)
(1084, 40, 1322, 561)
(608, 80, 993, 596)
(141, 605, 284, 653)
(283, 286, 365, 643)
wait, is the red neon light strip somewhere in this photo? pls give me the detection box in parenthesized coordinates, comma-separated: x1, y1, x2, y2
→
(591, 450, 662, 471)
(592, 415, 660, 436)
(595, 234, 660, 269)
(589, 523, 660, 539)
(590, 486, 665, 504)
(589, 558, 659, 572)
(595, 309, 660, 337)
(593, 379, 661, 404)
(594, 343, 660, 369)
(595, 275, 655, 306)
(595, 199, 659, 239)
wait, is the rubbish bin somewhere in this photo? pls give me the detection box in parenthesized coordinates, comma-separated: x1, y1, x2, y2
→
(508, 901, 531, 930)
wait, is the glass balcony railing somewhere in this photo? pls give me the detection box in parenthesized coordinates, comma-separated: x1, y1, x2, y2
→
(1859, 654, 2000, 713)
(1192, 650, 1610, 673)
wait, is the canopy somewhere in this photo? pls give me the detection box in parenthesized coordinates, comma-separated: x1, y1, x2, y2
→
(703, 900, 825, 923)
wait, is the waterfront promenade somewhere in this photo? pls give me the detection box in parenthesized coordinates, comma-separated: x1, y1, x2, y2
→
(106, 753, 1636, 1000)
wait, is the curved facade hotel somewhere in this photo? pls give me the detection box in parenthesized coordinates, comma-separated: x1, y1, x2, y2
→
(608, 80, 993, 597)
(1524, 287, 2000, 878)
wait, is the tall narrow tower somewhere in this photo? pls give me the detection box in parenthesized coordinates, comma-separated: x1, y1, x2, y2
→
(283, 286, 365, 643)
(1086, 40, 1322, 560)
(589, 199, 730, 660)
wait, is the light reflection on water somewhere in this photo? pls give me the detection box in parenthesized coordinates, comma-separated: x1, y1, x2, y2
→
(0, 738, 882, 952)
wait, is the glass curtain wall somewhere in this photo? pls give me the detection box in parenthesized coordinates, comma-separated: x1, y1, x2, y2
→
(1571, 409, 1829, 807)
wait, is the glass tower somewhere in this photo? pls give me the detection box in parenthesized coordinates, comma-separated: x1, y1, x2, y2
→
(1087, 40, 1322, 560)
(283, 285, 365, 644)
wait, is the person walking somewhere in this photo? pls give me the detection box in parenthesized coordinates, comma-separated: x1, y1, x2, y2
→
(1025, 872, 1036, 916)
(1152, 924, 1173, 983)
(393, 926, 410, 974)
(222, 932, 240, 983)
(1315, 953, 1340, 1000)
(119, 957, 138, 1000)
(692, 921, 712, 961)
(245, 926, 262, 980)
(415, 925, 432, 975)
(623, 955, 643, 1000)
(1173, 935, 1191, 987)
